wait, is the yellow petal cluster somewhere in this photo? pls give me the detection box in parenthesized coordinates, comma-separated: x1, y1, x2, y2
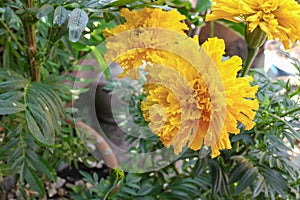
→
(104, 8, 259, 158)
(104, 7, 188, 38)
(206, 0, 300, 49)
(141, 38, 258, 157)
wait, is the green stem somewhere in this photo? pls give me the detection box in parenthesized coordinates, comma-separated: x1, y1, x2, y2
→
(210, 21, 215, 37)
(279, 107, 300, 117)
(0, 19, 26, 52)
(239, 47, 259, 77)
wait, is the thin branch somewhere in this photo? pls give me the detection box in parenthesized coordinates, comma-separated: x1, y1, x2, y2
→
(0, 19, 26, 52)
(279, 107, 300, 118)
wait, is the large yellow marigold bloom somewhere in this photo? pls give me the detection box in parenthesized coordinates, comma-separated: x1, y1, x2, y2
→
(104, 7, 258, 158)
(141, 38, 258, 158)
(206, 0, 300, 49)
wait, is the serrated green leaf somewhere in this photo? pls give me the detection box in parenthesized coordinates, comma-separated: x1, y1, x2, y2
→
(25, 109, 53, 146)
(32, 82, 64, 115)
(27, 94, 57, 131)
(25, 168, 46, 195)
(27, 102, 53, 142)
(80, 170, 94, 183)
(0, 100, 26, 115)
(26, 149, 56, 181)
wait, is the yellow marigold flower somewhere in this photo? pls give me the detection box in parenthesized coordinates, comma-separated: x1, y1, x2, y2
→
(141, 38, 258, 158)
(104, 7, 188, 38)
(104, 7, 258, 158)
(206, 0, 300, 49)
(104, 8, 189, 78)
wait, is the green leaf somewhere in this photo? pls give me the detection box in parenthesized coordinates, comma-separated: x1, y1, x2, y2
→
(71, 42, 91, 51)
(209, 159, 223, 195)
(25, 168, 46, 195)
(27, 102, 53, 142)
(0, 79, 28, 90)
(259, 166, 289, 198)
(121, 186, 137, 195)
(69, 8, 88, 42)
(234, 167, 258, 195)
(103, 0, 140, 7)
(229, 162, 250, 184)
(26, 150, 56, 181)
(0, 90, 24, 101)
(0, 100, 26, 115)
(195, 0, 212, 12)
(25, 109, 54, 147)
(253, 175, 265, 198)
(53, 6, 68, 26)
(37, 4, 54, 19)
(3, 41, 12, 68)
(91, 46, 110, 79)
(137, 183, 153, 196)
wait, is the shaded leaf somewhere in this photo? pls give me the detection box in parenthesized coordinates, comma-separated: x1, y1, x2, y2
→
(234, 167, 258, 195)
(25, 110, 53, 147)
(0, 100, 25, 115)
(37, 4, 53, 19)
(229, 162, 250, 184)
(25, 168, 46, 195)
(26, 150, 56, 181)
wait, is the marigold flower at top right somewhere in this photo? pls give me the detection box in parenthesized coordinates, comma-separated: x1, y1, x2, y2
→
(205, 0, 300, 49)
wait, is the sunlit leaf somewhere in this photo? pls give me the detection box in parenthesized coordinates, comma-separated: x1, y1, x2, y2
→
(69, 8, 88, 42)
(53, 6, 68, 26)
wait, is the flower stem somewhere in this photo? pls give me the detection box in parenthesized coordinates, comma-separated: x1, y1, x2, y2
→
(210, 21, 215, 37)
(239, 47, 259, 77)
